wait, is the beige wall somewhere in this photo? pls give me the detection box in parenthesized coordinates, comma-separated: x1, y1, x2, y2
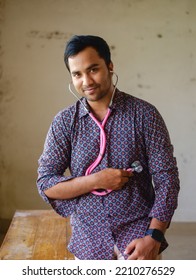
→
(0, 0, 195, 222)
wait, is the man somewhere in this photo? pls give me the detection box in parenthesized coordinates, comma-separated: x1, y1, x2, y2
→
(37, 35, 180, 260)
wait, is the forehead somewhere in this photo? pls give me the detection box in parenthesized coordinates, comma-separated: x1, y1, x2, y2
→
(68, 47, 105, 72)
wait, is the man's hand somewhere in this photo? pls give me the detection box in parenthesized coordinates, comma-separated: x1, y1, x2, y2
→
(93, 168, 133, 191)
(124, 235, 161, 260)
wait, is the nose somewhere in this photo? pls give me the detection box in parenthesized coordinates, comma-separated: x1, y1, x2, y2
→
(82, 73, 93, 86)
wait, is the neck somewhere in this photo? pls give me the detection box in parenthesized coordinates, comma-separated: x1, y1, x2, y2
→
(88, 85, 114, 121)
(90, 107, 109, 121)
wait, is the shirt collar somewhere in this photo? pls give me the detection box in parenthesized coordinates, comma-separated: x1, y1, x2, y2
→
(109, 88, 121, 111)
(78, 98, 90, 119)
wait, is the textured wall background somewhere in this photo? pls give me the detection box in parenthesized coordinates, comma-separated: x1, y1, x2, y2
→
(0, 0, 196, 222)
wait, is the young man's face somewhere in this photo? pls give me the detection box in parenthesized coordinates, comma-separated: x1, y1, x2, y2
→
(68, 47, 114, 104)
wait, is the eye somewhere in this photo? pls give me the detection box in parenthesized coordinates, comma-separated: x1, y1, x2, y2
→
(90, 67, 98, 73)
(72, 72, 81, 78)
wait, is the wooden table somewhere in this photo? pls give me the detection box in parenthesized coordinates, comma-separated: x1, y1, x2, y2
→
(0, 209, 74, 260)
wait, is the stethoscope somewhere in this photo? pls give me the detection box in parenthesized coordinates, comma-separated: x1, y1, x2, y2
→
(68, 71, 143, 195)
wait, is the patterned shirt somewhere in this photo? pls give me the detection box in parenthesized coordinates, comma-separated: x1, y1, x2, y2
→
(37, 89, 180, 260)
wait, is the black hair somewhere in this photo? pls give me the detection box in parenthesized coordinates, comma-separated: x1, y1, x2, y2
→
(64, 35, 111, 71)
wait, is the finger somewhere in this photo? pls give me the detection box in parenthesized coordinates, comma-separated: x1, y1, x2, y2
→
(124, 240, 135, 255)
(122, 170, 133, 177)
(127, 252, 138, 260)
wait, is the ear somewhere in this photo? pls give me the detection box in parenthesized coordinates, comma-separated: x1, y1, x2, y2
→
(108, 62, 114, 72)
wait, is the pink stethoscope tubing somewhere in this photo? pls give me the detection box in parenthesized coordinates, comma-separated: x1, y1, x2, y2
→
(85, 110, 142, 196)
(85, 108, 112, 195)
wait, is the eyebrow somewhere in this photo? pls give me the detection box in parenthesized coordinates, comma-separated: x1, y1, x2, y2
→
(71, 63, 100, 75)
(86, 63, 99, 71)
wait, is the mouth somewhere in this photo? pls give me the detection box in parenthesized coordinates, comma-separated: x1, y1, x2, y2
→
(83, 86, 99, 95)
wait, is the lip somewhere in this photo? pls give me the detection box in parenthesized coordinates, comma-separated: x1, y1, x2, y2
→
(83, 86, 98, 95)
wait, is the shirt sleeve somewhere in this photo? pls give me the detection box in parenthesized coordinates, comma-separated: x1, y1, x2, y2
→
(143, 105, 180, 222)
(36, 110, 77, 217)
